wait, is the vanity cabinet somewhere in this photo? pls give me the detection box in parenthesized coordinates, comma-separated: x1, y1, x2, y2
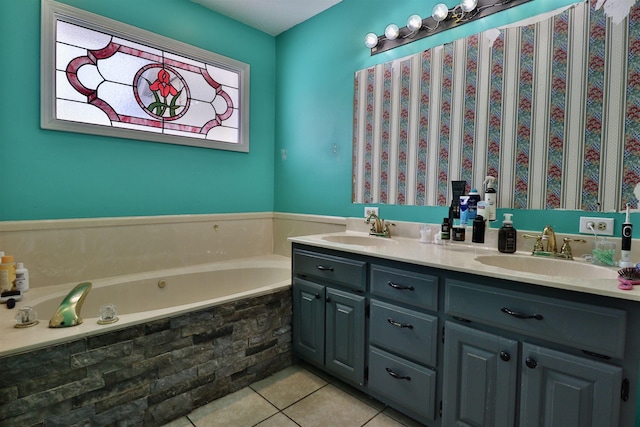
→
(367, 264, 440, 422)
(442, 321, 518, 427)
(292, 249, 366, 385)
(291, 242, 639, 426)
(443, 279, 626, 427)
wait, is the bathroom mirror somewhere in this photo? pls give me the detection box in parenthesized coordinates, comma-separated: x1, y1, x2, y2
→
(352, 1, 640, 212)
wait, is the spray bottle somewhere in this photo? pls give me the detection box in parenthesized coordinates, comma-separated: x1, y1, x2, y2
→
(620, 203, 634, 268)
(483, 176, 497, 221)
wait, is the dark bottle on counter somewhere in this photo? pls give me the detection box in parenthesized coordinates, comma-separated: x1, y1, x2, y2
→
(441, 217, 451, 240)
(472, 215, 486, 243)
(498, 213, 517, 253)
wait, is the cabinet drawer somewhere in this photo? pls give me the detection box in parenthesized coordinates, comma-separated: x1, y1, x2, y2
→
(368, 346, 437, 422)
(293, 249, 366, 292)
(445, 280, 627, 358)
(370, 264, 438, 311)
(370, 300, 438, 366)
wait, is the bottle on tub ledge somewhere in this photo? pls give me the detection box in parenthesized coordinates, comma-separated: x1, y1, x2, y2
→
(15, 262, 29, 292)
(498, 213, 517, 253)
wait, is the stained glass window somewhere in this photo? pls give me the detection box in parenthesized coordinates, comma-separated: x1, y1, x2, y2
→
(41, 0, 250, 152)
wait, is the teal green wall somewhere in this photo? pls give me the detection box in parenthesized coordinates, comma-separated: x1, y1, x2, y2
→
(1, 0, 634, 236)
(274, 0, 636, 236)
(0, 0, 276, 220)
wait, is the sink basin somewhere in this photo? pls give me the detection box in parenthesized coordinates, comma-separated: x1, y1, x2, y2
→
(321, 235, 398, 247)
(475, 255, 615, 280)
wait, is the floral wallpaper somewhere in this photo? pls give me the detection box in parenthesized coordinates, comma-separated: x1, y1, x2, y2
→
(353, 0, 640, 211)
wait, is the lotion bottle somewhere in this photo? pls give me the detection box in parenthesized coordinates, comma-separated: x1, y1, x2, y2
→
(498, 213, 517, 253)
(15, 263, 29, 292)
(483, 176, 497, 221)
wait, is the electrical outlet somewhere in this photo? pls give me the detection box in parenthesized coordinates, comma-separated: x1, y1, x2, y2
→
(364, 206, 379, 218)
(579, 216, 614, 236)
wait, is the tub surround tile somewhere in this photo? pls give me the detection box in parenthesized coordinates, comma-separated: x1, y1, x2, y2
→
(0, 213, 274, 288)
(0, 290, 292, 426)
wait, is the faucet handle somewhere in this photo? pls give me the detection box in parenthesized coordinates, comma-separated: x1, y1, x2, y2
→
(523, 234, 544, 254)
(560, 238, 586, 260)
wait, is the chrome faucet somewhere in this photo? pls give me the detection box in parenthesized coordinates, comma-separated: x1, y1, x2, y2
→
(365, 213, 394, 238)
(49, 282, 92, 328)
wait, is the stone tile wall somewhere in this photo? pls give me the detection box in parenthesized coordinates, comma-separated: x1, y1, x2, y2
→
(0, 289, 292, 426)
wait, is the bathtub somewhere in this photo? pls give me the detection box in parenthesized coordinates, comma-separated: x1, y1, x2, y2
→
(0, 254, 291, 358)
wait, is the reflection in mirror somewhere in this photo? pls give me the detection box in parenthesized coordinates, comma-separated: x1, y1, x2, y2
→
(352, 1, 640, 212)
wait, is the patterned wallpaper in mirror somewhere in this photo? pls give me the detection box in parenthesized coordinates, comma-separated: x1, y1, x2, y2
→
(352, 0, 640, 211)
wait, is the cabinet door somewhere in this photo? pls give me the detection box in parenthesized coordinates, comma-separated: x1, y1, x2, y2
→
(520, 342, 622, 427)
(325, 288, 366, 385)
(442, 321, 518, 427)
(292, 278, 325, 366)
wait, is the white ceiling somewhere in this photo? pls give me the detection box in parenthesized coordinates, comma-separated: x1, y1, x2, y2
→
(190, 0, 342, 36)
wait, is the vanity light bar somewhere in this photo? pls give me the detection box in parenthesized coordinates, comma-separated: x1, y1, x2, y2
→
(365, 0, 532, 55)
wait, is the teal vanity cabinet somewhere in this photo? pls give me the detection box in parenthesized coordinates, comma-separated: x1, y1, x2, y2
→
(291, 241, 639, 426)
(292, 248, 366, 385)
(443, 279, 627, 427)
(367, 264, 440, 422)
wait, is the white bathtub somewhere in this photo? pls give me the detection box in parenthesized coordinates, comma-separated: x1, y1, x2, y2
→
(0, 254, 291, 357)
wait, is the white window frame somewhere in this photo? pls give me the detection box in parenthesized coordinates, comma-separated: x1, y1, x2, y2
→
(41, 0, 250, 152)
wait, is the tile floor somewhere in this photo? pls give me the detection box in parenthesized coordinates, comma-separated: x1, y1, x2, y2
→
(163, 363, 425, 427)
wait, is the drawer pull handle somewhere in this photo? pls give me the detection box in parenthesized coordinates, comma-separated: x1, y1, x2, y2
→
(388, 281, 415, 291)
(500, 351, 511, 362)
(315, 293, 321, 299)
(316, 265, 334, 272)
(386, 367, 411, 381)
(501, 307, 543, 320)
(525, 358, 538, 369)
(387, 318, 414, 329)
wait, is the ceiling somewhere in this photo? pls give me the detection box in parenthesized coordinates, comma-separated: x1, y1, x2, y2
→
(190, 0, 342, 36)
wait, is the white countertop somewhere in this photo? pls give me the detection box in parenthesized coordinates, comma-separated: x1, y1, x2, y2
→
(289, 231, 640, 302)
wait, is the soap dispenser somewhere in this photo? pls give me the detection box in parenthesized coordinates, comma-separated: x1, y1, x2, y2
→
(498, 213, 517, 253)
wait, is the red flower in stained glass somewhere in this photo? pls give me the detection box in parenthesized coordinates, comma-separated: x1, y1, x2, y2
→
(149, 69, 178, 98)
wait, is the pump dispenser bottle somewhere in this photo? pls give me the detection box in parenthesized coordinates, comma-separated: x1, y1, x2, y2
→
(483, 176, 497, 221)
(498, 213, 517, 253)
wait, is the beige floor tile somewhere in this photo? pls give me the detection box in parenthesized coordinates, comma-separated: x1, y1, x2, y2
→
(161, 416, 194, 427)
(331, 379, 386, 412)
(251, 365, 328, 409)
(188, 387, 278, 427)
(283, 384, 380, 427)
(363, 412, 408, 427)
(382, 407, 425, 427)
(255, 412, 299, 427)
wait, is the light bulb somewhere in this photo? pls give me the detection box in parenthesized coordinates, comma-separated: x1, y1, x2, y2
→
(406, 14, 423, 32)
(364, 32, 379, 48)
(460, 0, 478, 12)
(385, 24, 400, 40)
(432, 3, 449, 22)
